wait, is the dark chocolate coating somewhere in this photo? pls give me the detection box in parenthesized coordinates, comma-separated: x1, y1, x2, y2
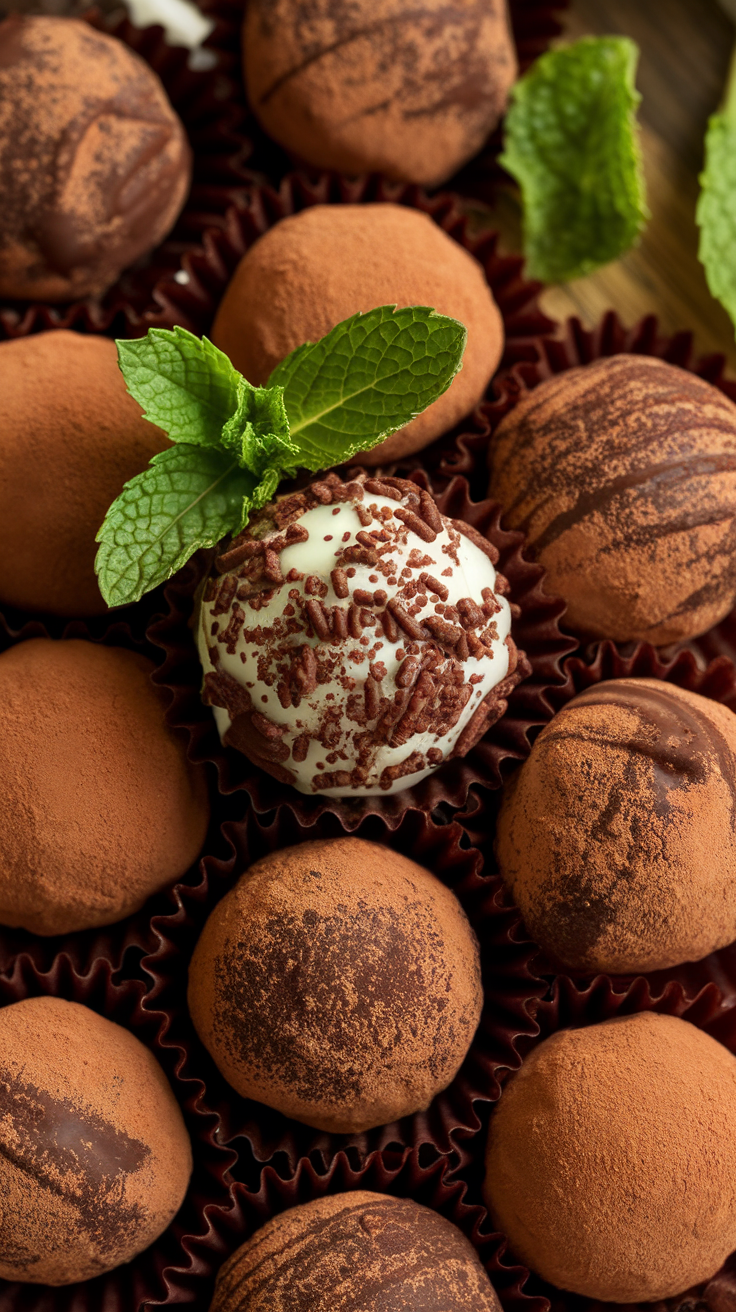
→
(488, 354, 736, 644)
(0, 14, 191, 301)
(210, 1192, 503, 1311)
(243, 0, 517, 187)
(496, 677, 736, 973)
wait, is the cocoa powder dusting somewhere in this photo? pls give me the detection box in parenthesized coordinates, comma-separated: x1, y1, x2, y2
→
(0, 332, 169, 616)
(188, 838, 482, 1133)
(0, 996, 191, 1285)
(489, 354, 736, 645)
(211, 1192, 502, 1311)
(211, 203, 503, 463)
(243, 0, 517, 189)
(496, 677, 736, 974)
(0, 638, 209, 935)
(485, 1013, 736, 1302)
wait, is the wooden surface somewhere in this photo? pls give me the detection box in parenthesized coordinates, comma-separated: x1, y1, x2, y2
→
(487, 0, 736, 370)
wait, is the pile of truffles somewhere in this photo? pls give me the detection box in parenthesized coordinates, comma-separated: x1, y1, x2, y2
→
(8, 2, 736, 1309)
(198, 473, 519, 795)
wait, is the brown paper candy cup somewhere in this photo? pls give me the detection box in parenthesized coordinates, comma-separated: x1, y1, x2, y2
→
(131, 169, 556, 346)
(139, 805, 548, 1175)
(0, 0, 259, 342)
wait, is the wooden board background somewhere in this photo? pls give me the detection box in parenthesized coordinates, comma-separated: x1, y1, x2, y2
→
(488, 0, 736, 370)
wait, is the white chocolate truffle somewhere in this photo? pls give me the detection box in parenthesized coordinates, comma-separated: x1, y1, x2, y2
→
(197, 474, 518, 796)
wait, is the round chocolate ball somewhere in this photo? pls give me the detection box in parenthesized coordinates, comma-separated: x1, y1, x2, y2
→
(0, 331, 169, 616)
(211, 204, 504, 464)
(488, 354, 736, 644)
(198, 473, 517, 797)
(485, 1012, 736, 1302)
(496, 678, 736, 974)
(188, 838, 482, 1132)
(0, 995, 192, 1285)
(0, 638, 209, 935)
(0, 14, 191, 301)
(243, 0, 517, 187)
(210, 1192, 502, 1311)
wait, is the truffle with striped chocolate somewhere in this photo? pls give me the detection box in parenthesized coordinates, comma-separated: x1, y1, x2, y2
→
(488, 354, 736, 645)
(209, 1192, 502, 1310)
(197, 472, 521, 795)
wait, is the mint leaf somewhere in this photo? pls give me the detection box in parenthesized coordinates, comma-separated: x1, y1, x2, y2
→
(117, 327, 240, 446)
(98, 306, 469, 607)
(95, 445, 256, 607)
(501, 36, 648, 283)
(267, 305, 466, 470)
(220, 374, 299, 473)
(697, 65, 736, 329)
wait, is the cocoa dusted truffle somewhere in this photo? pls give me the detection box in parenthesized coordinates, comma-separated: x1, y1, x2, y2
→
(243, 0, 517, 187)
(188, 838, 482, 1133)
(0, 995, 192, 1285)
(488, 354, 736, 644)
(211, 204, 504, 464)
(210, 1192, 503, 1311)
(0, 638, 209, 935)
(0, 331, 169, 616)
(0, 15, 191, 301)
(198, 473, 519, 796)
(484, 1012, 736, 1302)
(496, 678, 736, 974)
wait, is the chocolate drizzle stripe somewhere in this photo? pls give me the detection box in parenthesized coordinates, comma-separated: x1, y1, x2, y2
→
(570, 682, 736, 823)
(531, 453, 736, 551)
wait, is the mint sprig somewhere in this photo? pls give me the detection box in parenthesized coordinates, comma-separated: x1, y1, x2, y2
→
(96, 306, 466, 607)
(500, 36, 648, 283)
(697, 53, 736, 331)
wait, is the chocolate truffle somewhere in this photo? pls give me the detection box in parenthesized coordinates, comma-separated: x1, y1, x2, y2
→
(496, 678, 736, 974)
(0, 638, 209, 935)
(198, 473, 518, 796)
(488, 354, 736, 644)
(0, 331, 169, 616)
(188, 838, 482, 1133)
(0, 995, 192, 1285)
(485, 1012, 736, 1302)
(210, 1192, 502, 1311)
(211, 204, 504, 463)
(243, 0, 517, 187)
(0, 14, 191, 301)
